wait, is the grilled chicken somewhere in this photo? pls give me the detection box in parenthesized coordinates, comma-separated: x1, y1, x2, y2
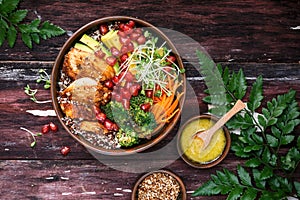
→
(59, 77, 97, 119)
(62, 47, 115, 81)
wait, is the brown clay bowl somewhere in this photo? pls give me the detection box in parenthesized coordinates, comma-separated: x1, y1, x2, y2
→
(131, 170, 187, 200)
(177, 114, 231, 168)
(51, 16, 186, 155)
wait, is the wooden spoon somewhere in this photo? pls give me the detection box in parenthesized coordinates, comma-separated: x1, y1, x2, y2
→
(195, 100, 246, 149)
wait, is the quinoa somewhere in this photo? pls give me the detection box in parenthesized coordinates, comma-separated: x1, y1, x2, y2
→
(137, 172, 181, 200)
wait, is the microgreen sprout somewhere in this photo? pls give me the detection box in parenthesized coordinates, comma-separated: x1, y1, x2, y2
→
(24, 69, 52, 103)
(20, 127, 42, 148)
(118, 38, 182, 96)
(36, 69, 51, 89)
(24, 84, 52, 104)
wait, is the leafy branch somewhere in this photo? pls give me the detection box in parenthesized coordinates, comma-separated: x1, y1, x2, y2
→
(193, 50, 300, 199)
(0, 0, 65, 48)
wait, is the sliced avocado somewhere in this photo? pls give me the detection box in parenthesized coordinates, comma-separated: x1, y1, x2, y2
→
(79, 34, 111, 56)
(74, 43, 94, 53)
(101, 30, 122, 50)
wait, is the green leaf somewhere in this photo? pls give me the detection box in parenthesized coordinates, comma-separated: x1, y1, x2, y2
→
(245, 157, 261, 168)
(237, 165, 252, 186)
(8, 9, 27, 24)
(283, 121, 295, 134)
(192, 180, 220, 196)
(240, 187, 257, 200)
(258, 114, 267, 128)
(31, 33, 40, 44)
(21, 33, 32, 48)
(281, 135, 295, 145)
(294, 181, 300, 198)
(227, 185, 243, 200)
(0, 21, 6, 46)
(39, 21, 65, 39)
(248, 75, 263, 112)
(224, 168, 239, 185)
(260, 166, 273, 180)
(7, 25, 17, 47)
(271, 126, 281, 138)
(267, 117, 277, 126)
(0, 0, 19, 16)
(234, 69, 247, 99)
(253, 169, 266, 189)
(266, 134, 279, 147)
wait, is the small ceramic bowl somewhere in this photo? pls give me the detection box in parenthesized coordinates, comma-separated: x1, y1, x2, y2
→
(131, 170, 187, 200)
(177, 114, 231, 168)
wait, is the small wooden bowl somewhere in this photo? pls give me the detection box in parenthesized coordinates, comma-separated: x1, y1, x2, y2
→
(177, 114, 231, 168)
(131, 170, 187, 200)
(51, 16, 186, 155)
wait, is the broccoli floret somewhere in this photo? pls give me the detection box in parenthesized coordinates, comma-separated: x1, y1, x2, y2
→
(117, 130, 139, 147)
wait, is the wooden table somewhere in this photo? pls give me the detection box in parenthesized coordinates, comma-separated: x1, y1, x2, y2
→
(1, 0, 299, 199)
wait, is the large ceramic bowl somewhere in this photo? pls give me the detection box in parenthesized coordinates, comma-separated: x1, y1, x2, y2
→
(51, 16, 186, 155)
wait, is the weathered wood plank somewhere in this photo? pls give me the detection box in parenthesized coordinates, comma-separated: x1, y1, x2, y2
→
(0, 0, 299, 62)
(0, 159, 246, 200)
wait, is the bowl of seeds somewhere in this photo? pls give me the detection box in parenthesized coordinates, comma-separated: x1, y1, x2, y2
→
(131, 170, 186, 200)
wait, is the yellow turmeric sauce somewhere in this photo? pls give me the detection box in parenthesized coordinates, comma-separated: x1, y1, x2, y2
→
(180, 118, 226, 164)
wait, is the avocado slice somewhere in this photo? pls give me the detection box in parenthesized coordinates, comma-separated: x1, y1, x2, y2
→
(74, 43, 94, 53)
(101, 30, 122, 50)
(79, 34, 111, 56)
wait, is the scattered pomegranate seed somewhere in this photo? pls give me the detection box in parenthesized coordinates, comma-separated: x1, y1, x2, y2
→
(49, 122, 58, 132)
(60, 146, 70, 156)
(41, 124, 50, 134)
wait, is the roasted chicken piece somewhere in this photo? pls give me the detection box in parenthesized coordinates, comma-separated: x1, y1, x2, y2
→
(62, 47, 115, 81)
(59, 77, 97, 120)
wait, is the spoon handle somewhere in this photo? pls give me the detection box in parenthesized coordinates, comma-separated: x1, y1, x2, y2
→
(198, 100, 246, 148)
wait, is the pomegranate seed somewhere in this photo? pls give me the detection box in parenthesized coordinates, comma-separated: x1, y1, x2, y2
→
(120, 54, 129, 63)
(110, 47, 121, 57)
(100, 24, 109, 35)
(94, 49, 106, 59)
(106, 56, 117, 66)
(96, 112, 106, 123)
(123, 24, 133, 34)
(112, 123, 119, 132)
(120, 45, 129, 54)
(112, 76, 120, 85)
(94, 105, 101, 115)
(41, 124, 50, 134)
(104, 80, 114, 89)
(121, 89, 131, 100)
(129, 32, 140, 41)
(127, 42, 134, 52)
(119, 23, 125, 31)
(134, 28, 143, 35)
(136, 35, 146, 45)
(128, 20, 135, 28)
(119, 36, 131, 45)
(49, 122, 58, 132)
(60, 146, 70, 156)
(145, 89, 154, 98)
(166, 55, 176, 64)
(104, 119, 114, 131)
(140, 103, 151, 112)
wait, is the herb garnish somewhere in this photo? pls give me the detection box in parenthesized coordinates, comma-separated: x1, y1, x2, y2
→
(24, 69, 52, 103)
(193, 50, 300, 199)
(0, 0, 65, 48)
(20, 127, 42, 148)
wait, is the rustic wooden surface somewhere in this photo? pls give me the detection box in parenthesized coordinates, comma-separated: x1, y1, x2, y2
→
(0, 0, 300, 199)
